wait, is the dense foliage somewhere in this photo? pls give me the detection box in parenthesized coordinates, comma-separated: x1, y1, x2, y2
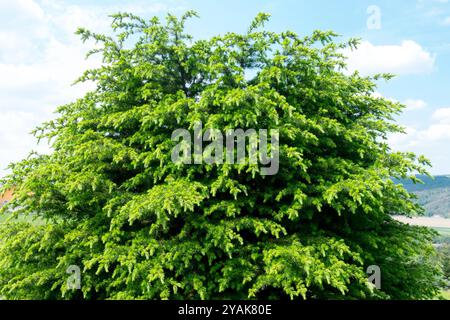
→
(437, 244, 450, 289)
(0, 12, 443, 299)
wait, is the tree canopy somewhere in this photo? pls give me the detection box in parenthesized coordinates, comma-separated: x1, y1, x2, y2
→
(0, 12, 443, 300)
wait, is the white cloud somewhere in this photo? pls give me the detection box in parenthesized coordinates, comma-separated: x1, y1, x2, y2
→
(0, 110, 51, 171)
(431, 107, 450, 124)
(344, 40, 436, 76)
(388, 106, 450, 174)
(42, 0, 174, 36)
(0, 0, 45, 21)
(420, 124, 450, 141)
(371, 93, 427, 112)
(391, 108, 450, 146)
(0, 0, 173, 176)
(404, 99, 428, 111)
(388, 125, 418, 149)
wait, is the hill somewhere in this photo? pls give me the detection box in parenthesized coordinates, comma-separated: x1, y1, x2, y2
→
(396, 175, 450, 218)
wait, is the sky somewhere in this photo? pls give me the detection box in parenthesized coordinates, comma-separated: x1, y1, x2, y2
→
(1, 0, 450, 175)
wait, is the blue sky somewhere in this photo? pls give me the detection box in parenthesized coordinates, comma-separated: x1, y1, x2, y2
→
(1, 0, 450, 174)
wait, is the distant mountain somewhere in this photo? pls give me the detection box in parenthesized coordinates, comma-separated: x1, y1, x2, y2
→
(396, 175, 450, 218)
(396, 175, 450, 192)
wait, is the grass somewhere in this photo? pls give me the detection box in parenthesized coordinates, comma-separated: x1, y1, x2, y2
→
(0, 210, 44, 226)
(441, 290, 450, 300)
(433, 227, 450, 237)
(433, 227, 450, 244)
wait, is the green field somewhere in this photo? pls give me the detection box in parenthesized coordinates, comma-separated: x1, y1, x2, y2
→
(0, 211, 43, 226)
(433, 227, 450, 244)
(434, 227, 450, 237)
(441, 290, 450, 300)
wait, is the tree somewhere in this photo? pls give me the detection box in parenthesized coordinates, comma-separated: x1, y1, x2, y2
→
(0, 12, 443, 300)
(437, 244, 450, 288)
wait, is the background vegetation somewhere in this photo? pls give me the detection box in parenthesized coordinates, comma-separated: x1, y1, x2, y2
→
(396, 175, 450, 218)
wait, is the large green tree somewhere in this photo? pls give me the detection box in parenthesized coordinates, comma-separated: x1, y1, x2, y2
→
(0, 12, 443, 300)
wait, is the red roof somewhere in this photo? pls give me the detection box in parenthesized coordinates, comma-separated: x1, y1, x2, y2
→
(0, 189, 13, 205)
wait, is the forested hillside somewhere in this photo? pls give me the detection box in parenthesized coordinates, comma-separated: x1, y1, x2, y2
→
(397, 175, 450, 218)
